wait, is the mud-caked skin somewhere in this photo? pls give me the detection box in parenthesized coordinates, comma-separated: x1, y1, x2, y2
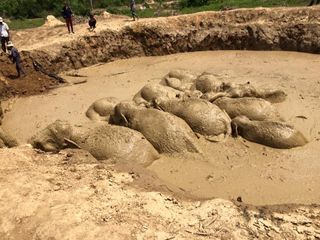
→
(133, 83, 183, 106)
(214, 97, 281, 121)
(167, 69, 197, 83)
(164, 69, 197, 91)
(196, 77, 287, 103)
(0, 127, 18, 148)
(30, 120, 159, 166)
(112, 102, 201, 154)
(29, 120, 73, 152)
(69, 122, 159, 166)
(86, 97, 119, 122)
(155, 98, 231, 140)
(231, 116, 308, 149)
(223, 83, 287, 103)
(195, 73, 224, 93)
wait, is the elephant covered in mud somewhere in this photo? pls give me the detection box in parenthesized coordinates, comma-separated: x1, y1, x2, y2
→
(30, 120, 159, 166)
(30, 120, 73, 152)
(155, 98, 231, 141)
(86, 97, 119, 122)
(195, 73, 224, 93)
(194, 73, 286, 103)
(112, 102, 201, 154)
(213, 97, 281, 121)
(133, 83, 183, 106)
(0, 127, 18, 148)
(231, 116, 308, 149)
(163, 69, 198, 91)
(202, 82, 287, 103)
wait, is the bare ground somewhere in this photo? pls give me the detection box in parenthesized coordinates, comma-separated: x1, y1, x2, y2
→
(1, 146, 320, 240)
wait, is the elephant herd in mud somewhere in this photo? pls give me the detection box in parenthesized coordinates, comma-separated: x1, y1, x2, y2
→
(7, 69, 309, 166)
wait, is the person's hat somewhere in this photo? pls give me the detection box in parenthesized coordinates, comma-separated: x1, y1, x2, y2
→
(0, 17, 3, 22)
(7, 41, 14, 47)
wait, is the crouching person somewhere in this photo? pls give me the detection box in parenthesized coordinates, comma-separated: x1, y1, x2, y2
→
(88, 14, 97, 31)
(7, 41, 26, 78)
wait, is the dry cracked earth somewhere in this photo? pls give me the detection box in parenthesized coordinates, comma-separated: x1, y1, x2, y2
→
(0, 6, 320, 240)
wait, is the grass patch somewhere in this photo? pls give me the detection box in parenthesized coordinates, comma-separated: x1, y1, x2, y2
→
(181, 0, 309, 14)
(9, 18, 45, 30)
(108, 7, 159, 18)
(108, 0, 310, 18)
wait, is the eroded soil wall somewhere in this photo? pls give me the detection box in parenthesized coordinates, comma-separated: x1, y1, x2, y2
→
(28, 7, 320, 73)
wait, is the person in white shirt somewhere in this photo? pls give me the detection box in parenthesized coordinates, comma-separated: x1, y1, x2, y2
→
(0, 17, 10, 52)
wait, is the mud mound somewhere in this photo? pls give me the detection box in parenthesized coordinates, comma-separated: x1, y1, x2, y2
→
(0, 54, 60, 99)
(44, 15, 65, 27)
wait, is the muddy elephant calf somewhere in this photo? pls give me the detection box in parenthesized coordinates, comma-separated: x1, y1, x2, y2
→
(163, 69, 198, 91)
(214, 97, 281, 121)
(30, 120, 159, 166)
(231, 116, 307, 149)
(86, 97, 119, 122)
(112, 102, 201, 154)
(155, 98, 231, 141)
(133, 83, 183, 106)
(0, 127, 18, 148)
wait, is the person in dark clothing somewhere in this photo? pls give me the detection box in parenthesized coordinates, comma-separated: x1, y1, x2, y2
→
(6, 41, 26, 78)
(308, 0, 320, 5)
(88, 14, 97, 31)
(130, 0, 138, 21)
(62, 3, 74, 33)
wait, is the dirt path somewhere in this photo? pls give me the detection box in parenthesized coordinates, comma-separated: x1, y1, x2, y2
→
(3, 50, 320, 205)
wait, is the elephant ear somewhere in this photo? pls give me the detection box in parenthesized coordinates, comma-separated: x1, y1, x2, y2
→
(231, 121, 239, 138)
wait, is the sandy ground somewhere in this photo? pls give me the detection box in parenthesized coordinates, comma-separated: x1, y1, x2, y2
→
(2, 50, 320, 205)
(2, 146, 319, 240)
(11, 15, 132, 54)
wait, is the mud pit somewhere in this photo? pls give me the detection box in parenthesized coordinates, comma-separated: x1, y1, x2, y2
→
(3, 50, 320, 205)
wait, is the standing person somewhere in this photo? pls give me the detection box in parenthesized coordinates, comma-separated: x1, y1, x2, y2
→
(308, 0, 320, 5)
(62, 3, 74, 34)
(130, 0, 138, 21)
(6, 41, 26, 78)
(0, 17, 10, 53)
(88, 14, 97, 31)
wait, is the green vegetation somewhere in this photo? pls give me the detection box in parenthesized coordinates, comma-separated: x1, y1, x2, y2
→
(181, 0, 308, 13)
(8, 18, 45, 30)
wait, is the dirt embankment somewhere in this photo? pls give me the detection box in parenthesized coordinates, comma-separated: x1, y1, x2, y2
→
(27, 7, 320, 73)
(0, 54, 61, 99)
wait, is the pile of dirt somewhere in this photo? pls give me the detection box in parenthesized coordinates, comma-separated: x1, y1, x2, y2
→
(0, 53, 60, 99)
(44, 15, 65, 27)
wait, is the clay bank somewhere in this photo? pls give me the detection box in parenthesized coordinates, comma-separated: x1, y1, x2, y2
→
(15, 7, 320, 73)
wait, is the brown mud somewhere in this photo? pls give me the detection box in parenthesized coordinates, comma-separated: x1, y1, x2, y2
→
(3, 50, 320, 206)
(0, 54, 60, 99)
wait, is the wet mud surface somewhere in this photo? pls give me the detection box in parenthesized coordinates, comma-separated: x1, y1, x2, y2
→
(3, 50, 320, 205)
